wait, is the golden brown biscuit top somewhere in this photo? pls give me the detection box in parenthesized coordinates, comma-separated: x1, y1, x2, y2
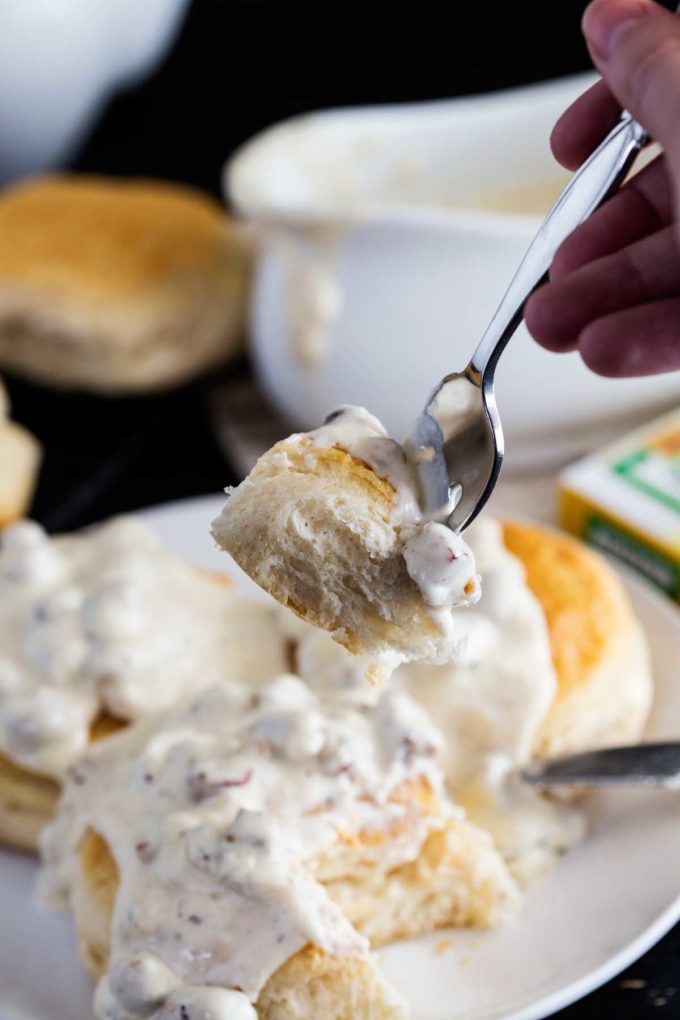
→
(292, 441, 399, 518)
(0, 175, 236, 302)
(503, 522, 631, 698)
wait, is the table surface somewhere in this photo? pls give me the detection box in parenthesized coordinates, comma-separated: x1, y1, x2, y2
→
(5, 366, 679, 1020)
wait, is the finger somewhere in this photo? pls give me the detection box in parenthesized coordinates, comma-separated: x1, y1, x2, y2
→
(578, 296, 680, 376)
(583, 0, 680, 174)
(526, 225, 680, 352)
(551, 154, 673, 277)
(550, 79, 622, 170)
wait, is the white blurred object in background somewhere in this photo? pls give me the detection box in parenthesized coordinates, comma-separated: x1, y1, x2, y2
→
(227, 74, 679, 470)
(0, 0, 190, 184)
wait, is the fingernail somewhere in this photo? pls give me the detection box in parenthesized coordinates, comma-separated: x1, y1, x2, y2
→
(582, 0, 649, 59)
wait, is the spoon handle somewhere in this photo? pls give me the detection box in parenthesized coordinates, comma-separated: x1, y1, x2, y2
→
(469, 110, 648, 383)
(523, 742, 680, 789)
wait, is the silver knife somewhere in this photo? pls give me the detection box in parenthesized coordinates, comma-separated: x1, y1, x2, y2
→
(523, 743, 680, 789)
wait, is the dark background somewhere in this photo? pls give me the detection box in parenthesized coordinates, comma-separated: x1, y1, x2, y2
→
(5, 2, 678, 1014)
(72, 0, 596, 197)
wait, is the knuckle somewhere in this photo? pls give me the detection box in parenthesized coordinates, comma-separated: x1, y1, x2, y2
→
(618, 244, 648, 297)
(626, 35, 680, 112)
(579, 322, 620, 376)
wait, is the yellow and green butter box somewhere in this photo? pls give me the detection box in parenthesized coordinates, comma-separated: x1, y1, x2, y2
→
(559, 407, 680, 602)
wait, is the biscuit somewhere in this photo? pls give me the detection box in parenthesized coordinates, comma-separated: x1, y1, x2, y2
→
(212, 438, 478, 664)
(0, 714, 122, 853)
(503, 521, 653, 757)
(71, 784, 517, 1020)
(41, 674, 518, 1020)
(0, 175, 252, 392)
(0, 377, 40, 525)
(77, 829, 408, 1020)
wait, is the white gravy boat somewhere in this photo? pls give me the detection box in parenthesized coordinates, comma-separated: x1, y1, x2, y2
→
(226, 73, 679, 468)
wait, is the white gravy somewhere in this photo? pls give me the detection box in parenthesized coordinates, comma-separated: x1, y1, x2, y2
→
(0, 517, 290, 779)
(40, 676, 442, 1020)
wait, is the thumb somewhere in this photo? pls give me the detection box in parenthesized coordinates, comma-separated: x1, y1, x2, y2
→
(583, 0, 680, 171)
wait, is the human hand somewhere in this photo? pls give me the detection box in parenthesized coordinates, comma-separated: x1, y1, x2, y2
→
(525, 0, 680, 376)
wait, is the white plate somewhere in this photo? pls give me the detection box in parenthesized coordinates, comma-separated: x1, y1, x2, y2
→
(2, 495, 679, 1020)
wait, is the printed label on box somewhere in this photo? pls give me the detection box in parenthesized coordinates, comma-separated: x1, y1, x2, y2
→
(613, 428, 680, 515)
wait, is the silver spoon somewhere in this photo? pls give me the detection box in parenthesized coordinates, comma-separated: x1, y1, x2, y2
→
(523, 742, 680, 789)
(408, 104, 652, 530)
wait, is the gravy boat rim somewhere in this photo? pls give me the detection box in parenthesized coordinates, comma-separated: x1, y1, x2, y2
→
(225, 71, 598, 233)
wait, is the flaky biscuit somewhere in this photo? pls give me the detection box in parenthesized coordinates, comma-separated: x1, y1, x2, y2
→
(0, 714, 123, 853)
(72, 778, 517, 1020)
(0, 176, 252, 393)
(212, 439, 470, 663)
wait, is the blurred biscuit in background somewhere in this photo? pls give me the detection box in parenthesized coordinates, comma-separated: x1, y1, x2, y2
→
(0, 175, 252, 393)
(0, 377, 40, 525)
